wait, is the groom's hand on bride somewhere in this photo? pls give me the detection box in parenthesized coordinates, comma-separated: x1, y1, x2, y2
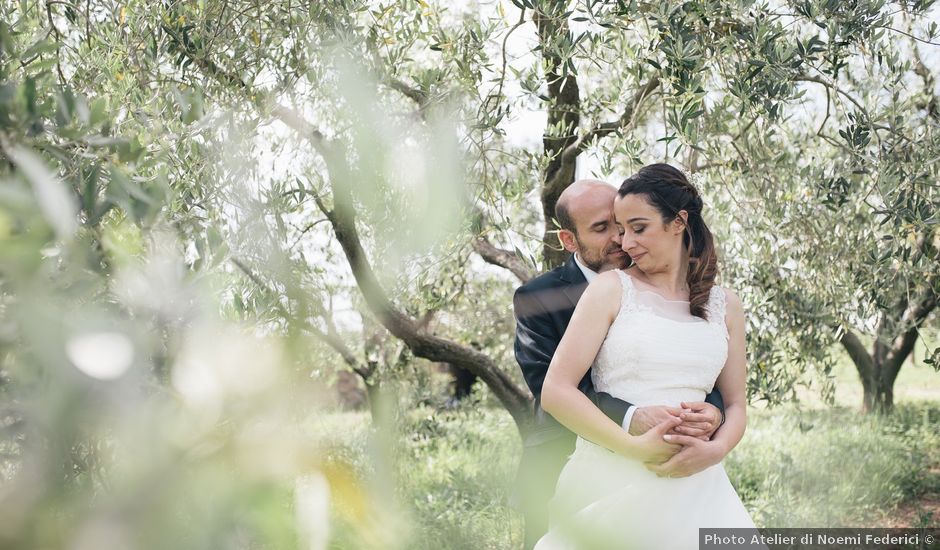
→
(627, 405, 684, 436)
(645, 435, 728, 478)
(666, 401, 722, 441)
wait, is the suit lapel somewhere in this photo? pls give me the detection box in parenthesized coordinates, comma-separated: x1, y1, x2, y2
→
(558, 256, 588, 310)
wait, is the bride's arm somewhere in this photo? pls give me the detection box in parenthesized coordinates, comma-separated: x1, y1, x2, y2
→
(708, 289, 748, 454)
(541, 271, 680, 462)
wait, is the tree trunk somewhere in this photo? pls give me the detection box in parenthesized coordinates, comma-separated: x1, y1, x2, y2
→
(447, 363, 478, 401)
(534, 7, 580, 270)
(860, 355, 895, 414)
(335, 370, 368, 410)
(845, 329, 913, 414)
(842, 330, 898, 414)
(862, 378, 894, 413)
(316, 156, 536, 436)
(364, 380, 388, 425)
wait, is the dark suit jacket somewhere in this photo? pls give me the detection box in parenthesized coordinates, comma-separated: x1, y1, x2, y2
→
(513, 255, 725, 447)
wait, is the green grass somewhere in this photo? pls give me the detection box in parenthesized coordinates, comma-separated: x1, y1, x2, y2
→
(313, 406, 523, 549)
(315, 362, 940, 548)
(727, 404, 940, 527)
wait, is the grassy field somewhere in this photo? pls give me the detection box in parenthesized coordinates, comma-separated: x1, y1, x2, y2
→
(791, 337, 940, 408)
(315, 354, 940, 549)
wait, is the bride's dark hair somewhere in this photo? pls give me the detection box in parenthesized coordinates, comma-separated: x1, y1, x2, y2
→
(618, 164, 717, 320)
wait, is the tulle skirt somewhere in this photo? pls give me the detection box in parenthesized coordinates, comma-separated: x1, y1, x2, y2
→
(534, 438, 758, 550)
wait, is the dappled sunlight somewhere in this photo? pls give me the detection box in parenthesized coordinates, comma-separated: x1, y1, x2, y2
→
(66, 331, 135, 381)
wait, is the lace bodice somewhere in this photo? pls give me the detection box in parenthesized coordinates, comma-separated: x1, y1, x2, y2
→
(591, 270, 729, 407)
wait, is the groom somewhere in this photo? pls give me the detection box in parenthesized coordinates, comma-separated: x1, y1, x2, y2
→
(513, 179, 726, 548)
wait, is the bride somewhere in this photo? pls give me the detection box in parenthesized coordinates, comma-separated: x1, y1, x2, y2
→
(535, 164, 758, 549)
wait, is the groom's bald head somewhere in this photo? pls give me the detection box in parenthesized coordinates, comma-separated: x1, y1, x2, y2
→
(555, 179, 617, 235)
(555, 179, 626, 272)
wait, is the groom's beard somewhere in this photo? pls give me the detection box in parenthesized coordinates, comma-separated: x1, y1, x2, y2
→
(577, 242, 627, 272)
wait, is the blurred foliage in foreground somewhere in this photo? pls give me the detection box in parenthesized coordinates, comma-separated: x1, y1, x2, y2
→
(0, 0, 939, 548)
(0, 3, 397, 549)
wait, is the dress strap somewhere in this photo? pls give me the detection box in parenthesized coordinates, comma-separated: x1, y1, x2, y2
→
(708, 285, 730, 339)
(615, 269, 636, 313)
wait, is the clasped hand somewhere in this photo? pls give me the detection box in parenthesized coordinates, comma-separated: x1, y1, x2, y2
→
(628, 401, 721, 439)
(626, 401, 727, 478)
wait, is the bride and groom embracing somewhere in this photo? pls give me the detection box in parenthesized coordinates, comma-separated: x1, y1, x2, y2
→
(513, 164, 759, 549)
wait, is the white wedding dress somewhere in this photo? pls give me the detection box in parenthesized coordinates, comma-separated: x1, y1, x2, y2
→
(534, 270, 758, 550)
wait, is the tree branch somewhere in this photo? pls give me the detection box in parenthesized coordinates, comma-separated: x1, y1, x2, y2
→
(162, 23, 247, 89)
(312, 324, 372, 380)
(496, 7, 528, 102)
(230, 257, 373, 379)
(315, 182, 533, 426)
(272, 111, 533, 427)
(386, 77, 429, 106)
(170, 24, 534, 431)
(364, 37, 431, 114)
(579, 77, 660, 145)
(793, 75, 867, 118)
(269, 104, 327, 145)
(839, 328, 873, 383)
(688, 161, 729, 173)
(472, 236, 534, 283)
(163, 22, 328, 146)
(877, 24, 940, 46)
(543, 76, 660, 204)
(911, 42, 939, 121)
(792, 73, 900, 146)
(886, 287, 937, 374)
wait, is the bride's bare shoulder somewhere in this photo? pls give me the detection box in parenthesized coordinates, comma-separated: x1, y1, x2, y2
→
(580, 271, 624, 320)
(719, 287, 743, 308)
(582, 270, 625, 302)
(591, 269, 626, 291)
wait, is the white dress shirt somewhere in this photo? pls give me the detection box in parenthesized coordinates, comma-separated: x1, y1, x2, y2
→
(572, 254, 637, 433)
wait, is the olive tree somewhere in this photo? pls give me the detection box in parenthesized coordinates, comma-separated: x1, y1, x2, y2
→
(125, 0, 940, 417)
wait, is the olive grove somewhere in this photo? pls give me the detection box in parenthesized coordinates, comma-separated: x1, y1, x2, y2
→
(0, 0, 938, 546)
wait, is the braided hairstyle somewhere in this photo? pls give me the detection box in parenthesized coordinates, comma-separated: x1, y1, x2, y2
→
(618, 164, 718, 320)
